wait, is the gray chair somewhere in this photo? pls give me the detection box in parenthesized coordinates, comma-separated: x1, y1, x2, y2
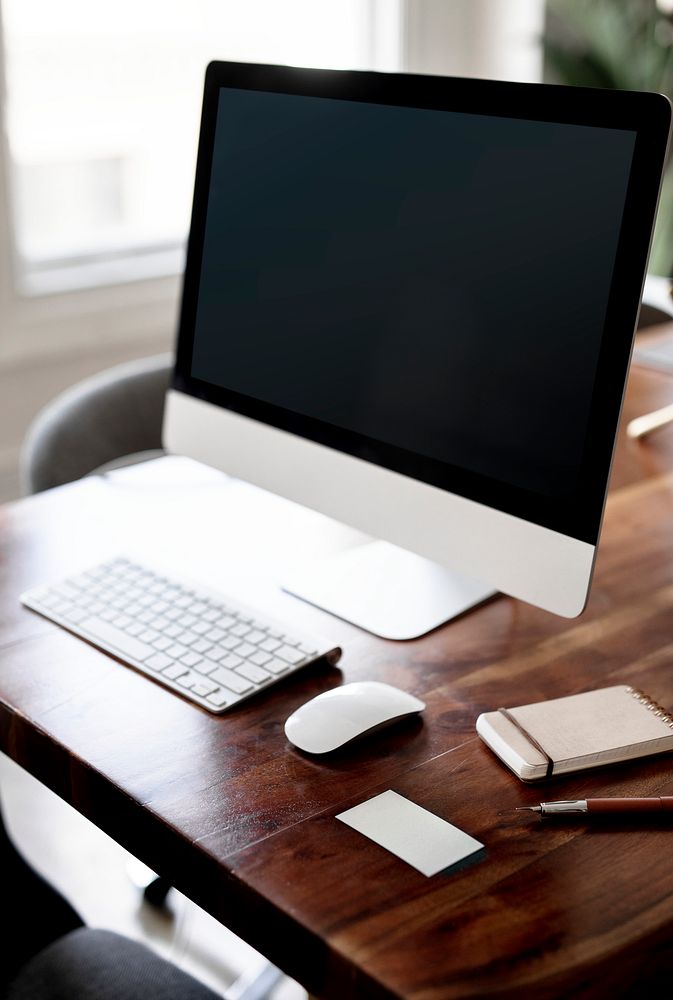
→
(6, 930, 223, 1000)
(20, 353, 172, 496)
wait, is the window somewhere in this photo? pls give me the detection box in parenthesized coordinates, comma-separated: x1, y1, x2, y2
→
(0, 0, 543, 359)
(2, 0, 376, 293)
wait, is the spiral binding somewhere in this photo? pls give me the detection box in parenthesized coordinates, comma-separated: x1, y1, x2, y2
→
(626, 686, 673, 729)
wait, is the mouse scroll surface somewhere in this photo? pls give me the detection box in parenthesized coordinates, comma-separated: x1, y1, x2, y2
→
(284, 681, 425, 754)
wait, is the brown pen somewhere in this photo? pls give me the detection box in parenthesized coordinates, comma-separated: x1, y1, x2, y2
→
(517, 797, 673, 816)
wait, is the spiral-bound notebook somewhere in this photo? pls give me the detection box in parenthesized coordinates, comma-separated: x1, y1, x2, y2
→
(476, 685, 673, 781)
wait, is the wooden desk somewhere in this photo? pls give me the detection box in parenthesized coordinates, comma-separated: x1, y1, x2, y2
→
(2, 357, 673, 999)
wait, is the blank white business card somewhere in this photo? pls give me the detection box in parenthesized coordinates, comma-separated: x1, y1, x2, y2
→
(336, 790, 484, 877)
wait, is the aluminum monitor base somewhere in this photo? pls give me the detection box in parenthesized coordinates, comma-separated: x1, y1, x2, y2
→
(283, 540, 496, 640)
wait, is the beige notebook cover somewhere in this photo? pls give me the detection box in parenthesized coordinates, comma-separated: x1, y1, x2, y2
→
(476, 685, 673, 781)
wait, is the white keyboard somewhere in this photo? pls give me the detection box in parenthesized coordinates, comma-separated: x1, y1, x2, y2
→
(21, 558, 341, 713)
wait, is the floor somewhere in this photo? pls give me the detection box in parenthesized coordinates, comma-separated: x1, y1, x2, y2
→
(1, 336, 306, 998)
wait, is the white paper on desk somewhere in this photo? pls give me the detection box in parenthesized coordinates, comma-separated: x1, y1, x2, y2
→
(336, 790, 483, 877)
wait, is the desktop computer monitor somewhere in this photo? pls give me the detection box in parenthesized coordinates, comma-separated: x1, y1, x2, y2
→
(164, 61, 670, 639)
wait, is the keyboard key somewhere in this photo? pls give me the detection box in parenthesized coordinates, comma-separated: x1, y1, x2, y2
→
(49, 599, 74, 616)
(207, 690, 229, 708)
(192, 680, 219, 698)
(220, 635, 241, 651)
(163, 624, 183, 639)
(152, 636, 173, 651)
(205, 645, 227, 663)
(250, 650, 272, 667)
(236, 662, 271, 684)
(139, 629, 161, 644)
(79, 618, 155, 662)
(176, 630, 200, 646)
(210, 667, 253, 694)
(246, 629, 266, 645)
(201, 608, 220, 623)
(180, 651, 203, 669)
(275, 645, 305, 665)
(221, 653, 243, 669)
(192, 621, 210, 636)
(193, 659, 216, 676)
(163, 663, 189, 680)
(230, 623, 250, 638)
(216, 615, 237, 630)
(165, 643, 189, 659)
(192, 638, 213, 655)
(259, 637, 282, 654)
(235, 642, 256, 659)
(176, 671, 200, 689)
(265, 658, 290, 675)
(63, 608, 88, 625)
(205, 627, 225, 643)
(112, 615, 132, 629)
(145, 653, 173, 672)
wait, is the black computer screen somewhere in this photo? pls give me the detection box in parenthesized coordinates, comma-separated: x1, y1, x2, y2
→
(178, 67, 667, 544)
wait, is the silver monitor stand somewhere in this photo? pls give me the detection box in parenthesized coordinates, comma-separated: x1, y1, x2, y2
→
(283, 539, 495, 640)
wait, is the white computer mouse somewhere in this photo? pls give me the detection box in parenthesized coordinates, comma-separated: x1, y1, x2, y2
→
(284, 681, 425, 754)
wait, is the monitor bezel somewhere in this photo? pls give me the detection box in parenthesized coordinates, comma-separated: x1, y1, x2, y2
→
(173, 61, 670, 546)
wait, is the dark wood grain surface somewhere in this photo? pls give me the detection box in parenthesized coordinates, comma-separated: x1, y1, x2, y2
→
(2, 339, 673, 999)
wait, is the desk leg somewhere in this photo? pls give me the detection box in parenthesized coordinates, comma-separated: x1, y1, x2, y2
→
(226, 961, 283, 1000)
